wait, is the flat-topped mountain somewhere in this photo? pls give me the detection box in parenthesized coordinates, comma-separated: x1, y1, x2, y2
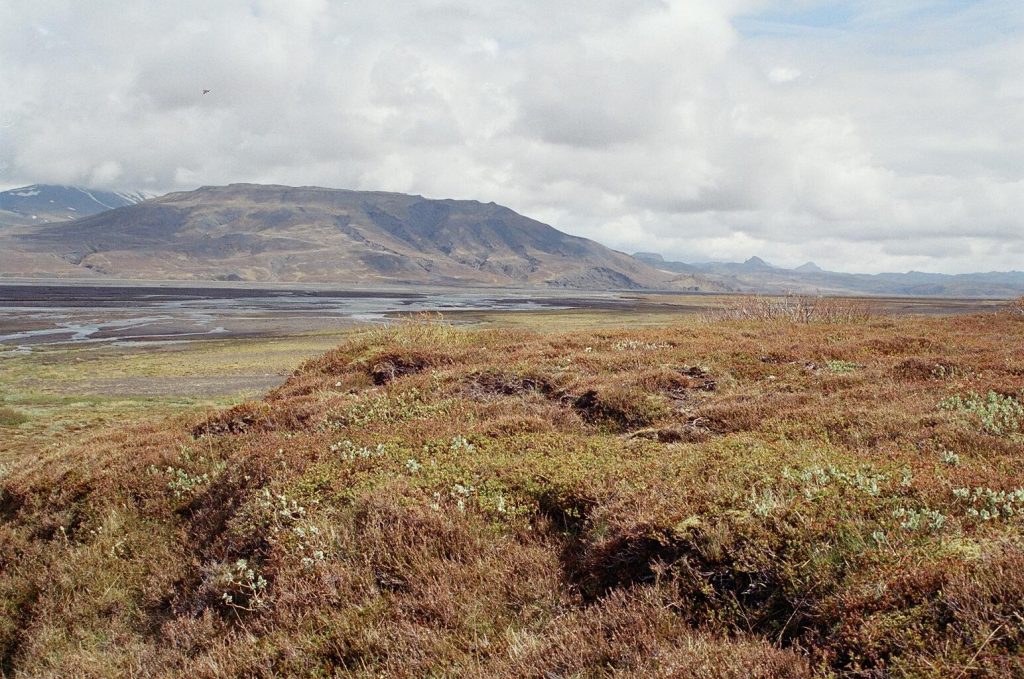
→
(0, 184, 149, 228)
(1, 184, 716, 290)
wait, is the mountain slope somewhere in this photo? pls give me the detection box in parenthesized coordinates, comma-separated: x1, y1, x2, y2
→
(0, 184, 149, 227)
(2, 184, 711, 290)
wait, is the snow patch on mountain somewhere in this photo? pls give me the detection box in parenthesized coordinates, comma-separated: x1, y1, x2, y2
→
(0, 184, 153, 227)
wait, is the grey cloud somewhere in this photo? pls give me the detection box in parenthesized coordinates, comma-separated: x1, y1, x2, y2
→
(1, 0, 1022, 274)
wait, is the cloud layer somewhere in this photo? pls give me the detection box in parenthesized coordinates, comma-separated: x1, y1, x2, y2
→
(1, 0, 1021, 273)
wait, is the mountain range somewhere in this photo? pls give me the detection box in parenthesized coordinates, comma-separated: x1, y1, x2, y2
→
(634, 253, 1024, 299)
(1, 183, 1022, 297)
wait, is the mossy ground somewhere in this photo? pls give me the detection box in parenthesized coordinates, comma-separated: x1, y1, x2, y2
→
(2, 309, 1023, 677)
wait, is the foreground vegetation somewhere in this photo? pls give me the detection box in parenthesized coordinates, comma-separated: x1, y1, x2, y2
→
(2, 309, 1023, 677)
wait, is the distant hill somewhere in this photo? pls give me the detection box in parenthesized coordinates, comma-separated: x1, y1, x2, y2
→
(634, 253, 1024, 299)
(0, 185, 149, 227)
(794, 262, 824, 273)
(0, 183, 727, 290)
(632, 252, 700, 275)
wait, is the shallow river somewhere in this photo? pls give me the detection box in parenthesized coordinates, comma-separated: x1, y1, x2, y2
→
(0, 283, 592, 352)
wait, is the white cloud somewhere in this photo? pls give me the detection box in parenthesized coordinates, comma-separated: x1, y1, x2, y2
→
(0, 0, 1021, 273)
(768, 67, 802, 83)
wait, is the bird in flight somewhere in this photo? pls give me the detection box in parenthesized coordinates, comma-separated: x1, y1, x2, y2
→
(202, 89, 211, 95)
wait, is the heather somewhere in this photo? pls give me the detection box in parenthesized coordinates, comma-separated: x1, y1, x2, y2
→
(2, 309, 1023, 677)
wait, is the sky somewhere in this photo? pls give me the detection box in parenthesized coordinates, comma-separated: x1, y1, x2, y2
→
(0, 0, 1021, 274)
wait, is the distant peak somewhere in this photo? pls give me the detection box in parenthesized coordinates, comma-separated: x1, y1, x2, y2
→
(633, 252, 665, 262)
(743, 256, 774, 269)
(795, 261, 824, 273)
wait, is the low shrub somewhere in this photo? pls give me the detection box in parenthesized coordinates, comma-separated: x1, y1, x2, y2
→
(0, 406, 28, 427)
(941, 391, 1024, 436)
(572, 387, 669, 431)
(711, 294, 875, 324)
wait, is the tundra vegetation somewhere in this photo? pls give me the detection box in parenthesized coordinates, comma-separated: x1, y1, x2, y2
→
(1, 302, 1023, 677)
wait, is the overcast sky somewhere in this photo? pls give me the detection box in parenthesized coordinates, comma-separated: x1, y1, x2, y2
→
(1, 1, 1021, 273)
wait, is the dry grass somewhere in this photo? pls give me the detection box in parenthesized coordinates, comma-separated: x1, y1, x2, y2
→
(2, 310, 1024, 677)
(0, 407, 27, 427)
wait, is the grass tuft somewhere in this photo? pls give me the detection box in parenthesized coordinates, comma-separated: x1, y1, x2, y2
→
(0, 406, 28, 427)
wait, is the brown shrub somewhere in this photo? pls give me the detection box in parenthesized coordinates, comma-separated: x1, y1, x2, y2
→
(810, 559, 950, 671)
(636, 365, 718, 400)
(565, 516, 816, 640)
(892, 357, 959, 381)
(0, 406, 28, 427)
(480, 414, 560, 436)
(759, 350, 796, 365)
(867, 335, 939, 356)
(694, 392, 812, 435)
(627, 424, 711, 443)
(566, 524, 685, 600)
(464, 369, 559, 399)
(501, 587, 812, 678)
(943, 543, 1024, 655)
(573, 387, 669, 431)
(192, 400, 314, 437)
(815, 406, 916, 449)
(367, 350, 435, 385)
